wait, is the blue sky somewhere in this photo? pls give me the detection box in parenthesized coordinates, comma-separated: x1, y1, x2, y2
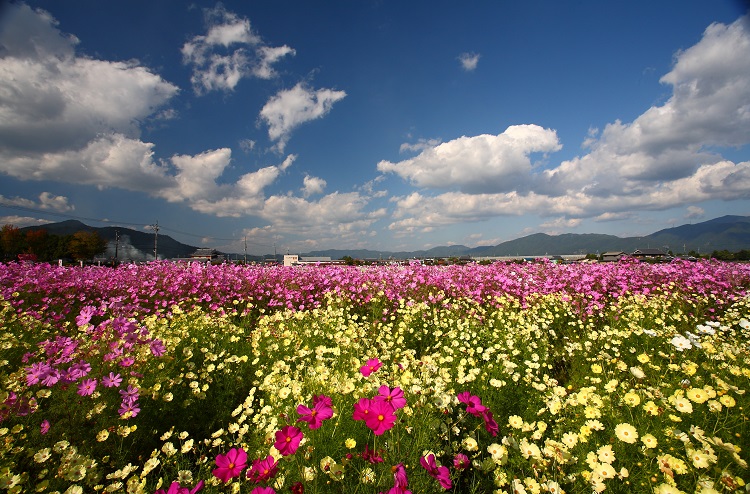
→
(1, 1, 749, 256)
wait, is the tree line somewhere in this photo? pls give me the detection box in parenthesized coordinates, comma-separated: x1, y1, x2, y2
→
(0, 224, 107, 262)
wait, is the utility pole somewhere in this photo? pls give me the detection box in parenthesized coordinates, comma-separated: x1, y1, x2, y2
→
(151, 221, 159, 261)
(113, 229, 120, 266)
(244, 236, 247, 265)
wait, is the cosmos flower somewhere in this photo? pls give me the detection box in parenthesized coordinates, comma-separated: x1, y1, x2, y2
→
(364, 399, 398, 435)
(360, 358, 382, 377)
(374, 386, 407, 410)
(212, 447, 247, 483)
(420, 454, 452, 489)
(247, 455, 278, 483)
(274, 426, 303, 456)
(297, 394, 334, 429)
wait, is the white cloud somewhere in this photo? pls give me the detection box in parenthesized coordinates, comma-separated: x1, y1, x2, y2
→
(257, 192, 379, 243)
(182, 5, 294, 94)
(685, 205, 705, 219)
(399, 138, 442, 153)
(378, 124, 562, 193)
(0, 192, 74, 212)
(301, 175, 327, 197)
(0, 3, 178, 191)
(458, 52, 480, 71)
(259, 83, 347, 152)
(239, 139, 256, 153)
(384, 16, 750, 234)
(0, 216, 53, 227)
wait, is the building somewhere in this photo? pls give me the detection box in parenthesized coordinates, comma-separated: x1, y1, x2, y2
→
(631, 248, 667, 259)
(283, 254, 342, 266)
(189, 248, 224, 262)
(601, 251, 626, 262)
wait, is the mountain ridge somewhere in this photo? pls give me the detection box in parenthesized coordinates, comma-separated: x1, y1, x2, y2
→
(18, 215, 750, 260)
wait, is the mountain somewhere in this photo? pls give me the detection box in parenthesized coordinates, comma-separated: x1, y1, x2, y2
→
(300, 215, 750, 259)
(21, 220, 200, 260)
(18, 215, 750, 260)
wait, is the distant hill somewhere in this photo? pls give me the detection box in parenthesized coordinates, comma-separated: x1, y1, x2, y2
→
(21, 220, 200, 261)
(18, 215, 750, 260)
(300, 215, 750, 259)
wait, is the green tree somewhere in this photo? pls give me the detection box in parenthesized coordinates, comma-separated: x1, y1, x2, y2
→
(67, 230, 107, 261)
(0, 224, 25, 261)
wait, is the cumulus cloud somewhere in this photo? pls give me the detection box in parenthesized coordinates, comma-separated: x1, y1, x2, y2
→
(182, 5, 294, 94)
(685, 205, 705, 219)
(0, 192, 74, 212)
(259, 83, 347, 152)
(384, 16, 750, 234)
(0, 3, 178, 190)
(399, 138, 442, 153)
(301, 175, 326, 197)
(458, 52, 480, 71)
(378, 124, 562, 193)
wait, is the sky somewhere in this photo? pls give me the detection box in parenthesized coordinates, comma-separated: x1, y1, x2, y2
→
(1, 1, 749, 256)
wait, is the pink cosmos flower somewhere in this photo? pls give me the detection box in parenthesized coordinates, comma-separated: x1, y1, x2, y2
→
(352, 397, 372, 422)
(296, 394, 334, 429)
(481, 409, 499, 437)
(250, 487, 275, 494)
(102, 372, 122, 388)
(40, 420, 50, 435)
(457, 391, 487, 416)
(420, 454, 453, 489)
(361, 444, 384, 464)
(364, 399, 398, 435)
(150, 339, 166, 357)
(155, 480, 205, 494)
(374, 385, 406, 410)
(453, 453, 470, 470)
(77, 378, 97, 396)
(212, 447, 248, 483)
(360, 358, 382, 377)
(389, 463, 411, 494)
(247, 455, 278, 483)
(274, 426, 303, 456)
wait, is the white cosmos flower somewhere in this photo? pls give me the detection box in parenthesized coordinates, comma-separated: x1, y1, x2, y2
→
(670, 335, 692, 351)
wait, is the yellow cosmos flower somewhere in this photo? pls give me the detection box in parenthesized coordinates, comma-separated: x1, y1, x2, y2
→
(622, 391, 640, 407)
(686, 388, 708, 404)
(719, 395, 736, 407)
(614, 423, 638, 444)
(641, 434, 658, 449)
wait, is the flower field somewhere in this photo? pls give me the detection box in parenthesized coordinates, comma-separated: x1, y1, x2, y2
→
(0, 259, 749, 494)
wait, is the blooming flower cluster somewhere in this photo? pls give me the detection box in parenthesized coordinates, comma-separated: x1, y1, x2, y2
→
(0, 260, 748, 493)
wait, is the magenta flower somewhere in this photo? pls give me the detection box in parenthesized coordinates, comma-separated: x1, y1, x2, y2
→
(481, 409, 499, 437)
(390, 463, 411, 493)
(352, 397, 372, 422)
(360, 358, 382, 377)
(40, 420, 50, 435)
(457, 391, 487, 416)
(374, 385, 406, 410)
(118, 398, 140, 418)
(274, 426, 303, 456)
(296, 394, 333, 429)
(250, 487, 276, 494)
(102, 372, 122, 388)
(453, 453, 470, 470)
(77, 378, 97, 396)
(149, 339, 166, 357)
(420, 454, 453, 489)
(247, 455, 278, 483)
(155, 480, 205, 494)
(364, 399, 397, 435)
(119, 384, 139, 400)
(361, 443, 384, 464)
(212, 447, 248, 483)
